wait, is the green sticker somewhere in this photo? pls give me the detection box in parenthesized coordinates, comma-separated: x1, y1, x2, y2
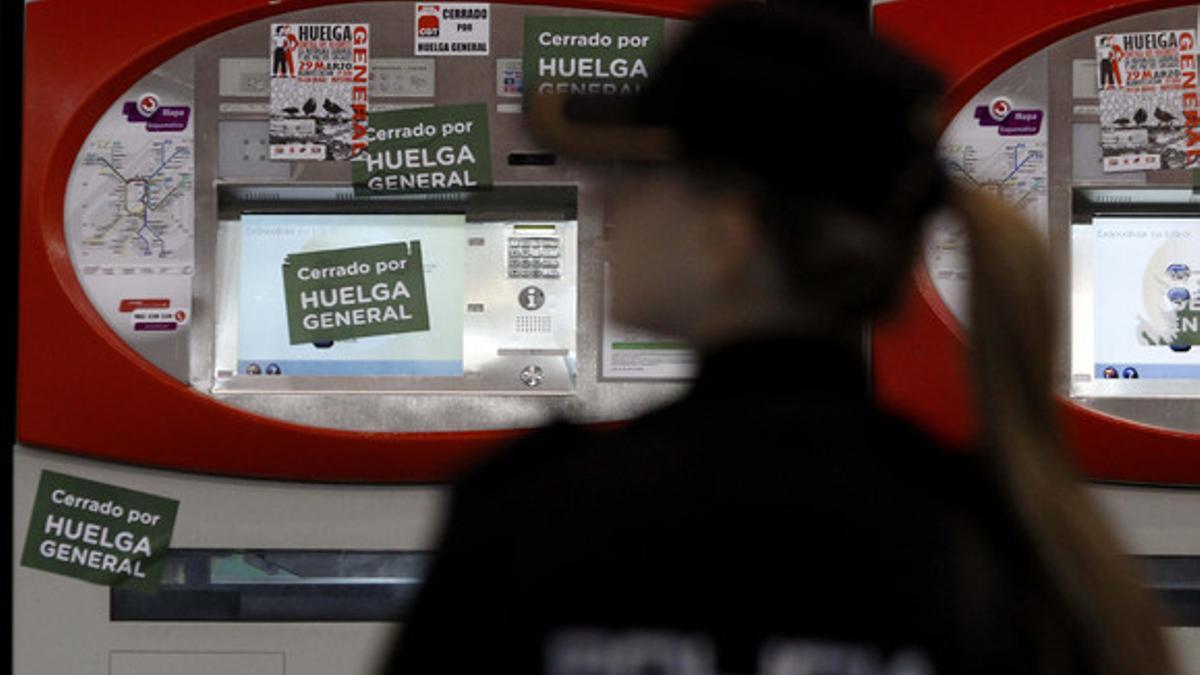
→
(1174, 306, 1200, 347)
(282, 240, 431, 344)
(21, 471, 179, 591)
(353, 103, 491, 195)
(523, 16, 664, 97)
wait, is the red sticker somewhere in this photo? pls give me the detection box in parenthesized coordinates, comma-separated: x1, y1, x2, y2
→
(119, 299, 170, 313)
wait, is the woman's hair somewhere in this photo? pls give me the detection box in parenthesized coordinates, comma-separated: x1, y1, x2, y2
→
(955, 188, 1175, 675)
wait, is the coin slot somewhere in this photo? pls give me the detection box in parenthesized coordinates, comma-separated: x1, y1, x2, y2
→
(508, 152, 557, 166)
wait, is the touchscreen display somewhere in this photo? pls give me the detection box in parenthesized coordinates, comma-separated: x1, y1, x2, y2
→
(1092, 216, 1200, 380)
(235, 213, 465, 377)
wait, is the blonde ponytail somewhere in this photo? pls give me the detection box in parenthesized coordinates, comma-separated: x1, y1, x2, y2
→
(955, 187, 1175, 675)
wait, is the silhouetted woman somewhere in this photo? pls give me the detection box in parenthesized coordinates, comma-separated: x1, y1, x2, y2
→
(384, 4, 1175, 674)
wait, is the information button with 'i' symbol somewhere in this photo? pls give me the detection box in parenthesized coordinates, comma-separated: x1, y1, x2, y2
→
(519, 286, 545, 311)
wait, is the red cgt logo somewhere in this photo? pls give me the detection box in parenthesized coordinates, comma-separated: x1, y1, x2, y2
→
(417, 5, 440, 37)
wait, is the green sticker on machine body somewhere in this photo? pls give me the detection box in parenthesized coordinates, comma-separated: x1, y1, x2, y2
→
(353, 103, 492, 195)
(21, 471, 179, 591)
(282, 240, 431, 344)
(523, 16, 664, 97)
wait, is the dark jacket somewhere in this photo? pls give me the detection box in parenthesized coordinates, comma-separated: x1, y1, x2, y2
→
(384, 336, 1052, 674)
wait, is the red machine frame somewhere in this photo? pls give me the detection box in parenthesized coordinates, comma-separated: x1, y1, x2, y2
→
(874, 0, 1200, 484)
(18, 0, 720, 482)
(19, 0, 1199, 483)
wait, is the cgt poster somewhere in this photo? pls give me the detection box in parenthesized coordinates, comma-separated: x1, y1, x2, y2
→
(270, 23, 370, 161)
(1095, 28, 1198, 172)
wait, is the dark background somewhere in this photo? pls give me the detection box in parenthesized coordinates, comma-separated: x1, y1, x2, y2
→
(6, 0, 23, 649)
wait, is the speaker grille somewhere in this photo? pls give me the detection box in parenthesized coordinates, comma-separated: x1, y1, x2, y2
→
(515, 315, 552, 334)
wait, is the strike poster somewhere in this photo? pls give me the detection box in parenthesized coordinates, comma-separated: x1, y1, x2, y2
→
(415, 3, 491, 56)
(523, 16, 663, 97)
(1095, 29, 1199, 172)
(238, 214, 465, 378)
(353, 104, 492, 195)
(282, 241, 431, 345)
(270, 23, 370, 161)
(21, 471, 179, 591)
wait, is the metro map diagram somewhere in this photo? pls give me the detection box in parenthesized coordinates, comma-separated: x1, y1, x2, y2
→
(71, 137, 194, 265)
(924, 138, 1049, 324)
(941, 140, 1048, 225)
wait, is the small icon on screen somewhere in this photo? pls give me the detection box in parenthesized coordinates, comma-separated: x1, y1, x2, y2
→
(247, 363, 263, 375)
(1102, 366, 1119, 379)
(1167, 287, 1191, 310)
(1121, 367, 1138, 379)
(1167, 263, 1191, 281)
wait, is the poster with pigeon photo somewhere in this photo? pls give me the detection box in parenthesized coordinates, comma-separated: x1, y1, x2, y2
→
(270, 23, 370, 161)
(1095, 28, 1198, 173)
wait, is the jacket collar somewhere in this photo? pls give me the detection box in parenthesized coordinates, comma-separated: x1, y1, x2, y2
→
(689, 333, 870, 403)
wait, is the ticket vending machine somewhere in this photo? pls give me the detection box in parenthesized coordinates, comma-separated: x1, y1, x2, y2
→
(20, 0, 1200, 672)
(16, 1, 708, 673)
(873, 0, 1200, 667)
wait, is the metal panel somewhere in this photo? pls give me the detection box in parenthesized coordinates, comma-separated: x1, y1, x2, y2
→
(110, 652, 284, 675)
(13, 445, 434, 675)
